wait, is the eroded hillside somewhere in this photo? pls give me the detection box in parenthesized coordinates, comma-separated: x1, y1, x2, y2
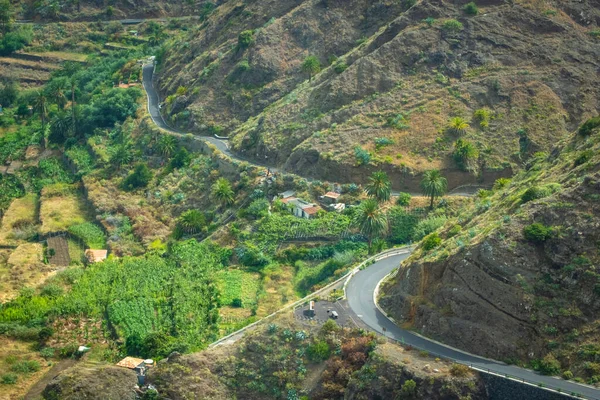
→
(157, 0, 600, 190)
(380, 118, 600, 381)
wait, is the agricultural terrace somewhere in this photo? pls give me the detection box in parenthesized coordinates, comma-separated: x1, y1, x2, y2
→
(0, 194, 39, 246)
(40, 184, 88, 234)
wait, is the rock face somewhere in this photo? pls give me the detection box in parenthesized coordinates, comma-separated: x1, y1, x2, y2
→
(158, 0, 600, 188)
(42, 364, 138, 400)
(380, 128, 600, 373)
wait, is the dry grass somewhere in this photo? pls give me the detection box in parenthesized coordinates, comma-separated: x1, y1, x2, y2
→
(40, 185, 88, 234)
(7, 243, 43, 267)
(0, 243, 54, 302)
(0, 337, 51, 400)
(20, 51, 88, 63)
(0, 194, 39, 246)
(256, 265, 297, 317)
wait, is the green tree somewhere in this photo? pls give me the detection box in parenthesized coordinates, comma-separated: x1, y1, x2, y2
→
(302, 55, 321, 81)
(49, 113, 73, 145)
(33, 91, 48, 134)
(448, 116, 469, 135)
(452, 138, 478, 171)
(420, 169, 447, 209)
(123, 163, 153, 191)
(523, 223, 552, 244)
(212, 177, 234, 206)
(46, 77, 68, 109)
(308, 340, 331, 361)
(396, 192, 411, 207)
(109, 144, 133, 170)
(237, 30, 254, 49)
(157, 134, 178, 157)
(177, 210, 206, 234)
(354, 199, 387, 251)
(463, 2, 478, 15)
(365, 171, 391, 202)
(0, 0, 13, 35)
(401, 379, 417, 397)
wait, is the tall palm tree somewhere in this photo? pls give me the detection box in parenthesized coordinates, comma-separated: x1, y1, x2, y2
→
(420, 169, 447, 209)
(48, 80, 68, 109)
(70, 77, 77, 137)
(49, 113, 72, 144)
(448, 117, 469, 135)
(354, 199, 388, 252)
(365, 171, 391, 202)
(109, 144, 133, 170)
(33, 91, 48, 133)
(212, 178, 235, 206)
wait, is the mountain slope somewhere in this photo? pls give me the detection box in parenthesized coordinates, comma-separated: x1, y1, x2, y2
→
(157, 0, 600, 189)
(380, 118, 600, 380)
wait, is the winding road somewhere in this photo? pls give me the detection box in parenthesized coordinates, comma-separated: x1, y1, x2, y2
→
(142, 62, 600, 398)
(346, 251, 600, 399)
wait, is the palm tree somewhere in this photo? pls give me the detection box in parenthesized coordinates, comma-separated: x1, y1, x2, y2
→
(365, 171, 391, 202)
(448, 117, 469, 135)
(48, 113, 72, 145)
(177, 210, 206, 234)
(212, 178, 235, 206)
(354, 199, 388, 252)
(109, 144, 133, 170)
(420, 169, 447, 209)
(301, 55, 321, 81)
(156, 134, 177, 157)
(69, 77, 77, 138)
(33, 91, 48, 133)
(47, 80, 68, 109)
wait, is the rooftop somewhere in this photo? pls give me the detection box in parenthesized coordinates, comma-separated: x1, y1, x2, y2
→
(324, 191, 340, 198)
(85, 249, 108, 263)
(303, 206, 320, 215)
(116, 356, 145, 369)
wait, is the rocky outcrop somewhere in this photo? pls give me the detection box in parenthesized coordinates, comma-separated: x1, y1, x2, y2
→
(380, 129, 600, 371)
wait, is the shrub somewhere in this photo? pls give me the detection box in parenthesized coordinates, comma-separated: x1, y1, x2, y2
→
(563, 370, 574, 380)
(246, 198, 269, 220)
(401, 379, 417, 395)
(402, 0, 416, 10)
(574, 150, 594, 167)
(388, 207, 419, 244)
(521, 184, 560, 203)
(334, 61, 348, 74)
(523, 223, 552, 244)
(453, 139, 478, 171)
(1, 373, 18, 384)
(308, 340, 331, 361)
(237, 30, 254, 49)
(578, 116, 600, 136)
(413, 215, 447, 240)
(449, 363, 471, 377)
(463, 2, 478, 15)
(123, 163, 153, 191)
(493, 178, 511, 190)
(539, 354, 561, 375)
(441, 19, 464, 33)
(231, 298, 243, 308)
(422, 232, 441, 250)
(68, 222, 106, 248)
(374, 137, 394, 149)
(11, 360, 41, 373)
(447, 224, 462, 238)
(354, 146, 371, 166)
(396, 192, 411, 207)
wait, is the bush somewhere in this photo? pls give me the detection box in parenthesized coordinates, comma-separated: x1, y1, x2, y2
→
(1, 373, 18, 384)
(578, 116, 600, 136)
(523, 223, 552, 244)
(231, 298, 243, 308)
(388, 207, 419, 244)
(574, 150, 594, 167)
(396, 192, 411, 207)
(308, 340, 331, 361)
(402, 0, 416, 10)
(238, 30, 255, 49)
(401, 379, 417, 395)
(68, 222, 106, 248)
(11, 360, 41, 373)
(422, 232, 441, 250)
(539, 354, 561, 375)
(334, 61, 348, 74)
(123, 163, 153, 191)
(447, 224, 462, 238)
(354, 146, 371, 166)
(413, 215, 447, 240)
(521, 184, 560, 203)
(463, 2, 478, 15)
(563, 370, 574, 380)
(0, 26, 33, 56)
(493, 178, 511, 190)
(246, 198, 269, 220)
(441, 19, 464, 33)
(449, 363, 471, 377)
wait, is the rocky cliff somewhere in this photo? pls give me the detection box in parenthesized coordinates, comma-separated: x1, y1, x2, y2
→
(157, 0, 600, 189)
(380, 119, 600, 379)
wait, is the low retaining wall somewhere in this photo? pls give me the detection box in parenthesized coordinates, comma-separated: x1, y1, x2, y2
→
(481, 372, 574, 400)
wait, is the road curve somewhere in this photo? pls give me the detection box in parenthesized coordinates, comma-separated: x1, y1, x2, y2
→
(346, 253, 600, 399)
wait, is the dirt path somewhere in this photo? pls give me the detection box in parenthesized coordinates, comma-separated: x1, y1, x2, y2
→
(25, 358, 78, 400)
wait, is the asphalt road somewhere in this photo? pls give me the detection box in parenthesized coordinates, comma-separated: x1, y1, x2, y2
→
(346, 253, 600, 399)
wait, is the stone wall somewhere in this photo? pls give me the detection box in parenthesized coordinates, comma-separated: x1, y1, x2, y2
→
(482, 373, 575, 400)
